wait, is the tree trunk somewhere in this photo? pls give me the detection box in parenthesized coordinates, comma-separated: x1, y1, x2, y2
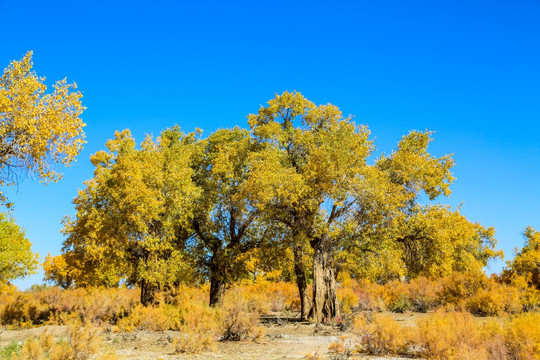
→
(311, 238, 339, 324)
(209, 251, 226, 306)
(140, 279, 158, 306)
(293, 243, 311, 320)
(209, 271, 226, 306)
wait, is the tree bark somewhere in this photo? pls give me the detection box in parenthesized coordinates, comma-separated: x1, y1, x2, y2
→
(209, 251, 226, 306)
(209, 270, 226, 306)
(311, 238, 339, 324)
(293, 243, 311, 320)
(140, 279, 158, 306)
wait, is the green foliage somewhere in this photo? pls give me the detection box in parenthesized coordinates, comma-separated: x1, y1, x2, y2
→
(0, 341, 21, 359)
(0, 213, 38, 288)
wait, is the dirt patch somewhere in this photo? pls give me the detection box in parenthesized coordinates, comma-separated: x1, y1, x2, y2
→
(0, 317, 413, 359)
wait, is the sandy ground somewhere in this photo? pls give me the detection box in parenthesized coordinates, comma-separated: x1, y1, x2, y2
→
(0, 314, 420, 359)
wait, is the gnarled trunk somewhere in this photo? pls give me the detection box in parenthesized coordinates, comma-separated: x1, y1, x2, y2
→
(293, 243, 311, 320)
(209, 251, 227, 306)
(140, 279, 159, 306)
(209, 271, 226, 306)
(311, 238, 339, 324)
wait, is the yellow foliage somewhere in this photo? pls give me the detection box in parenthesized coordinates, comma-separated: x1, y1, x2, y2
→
(219, 286, 265, 341)
(382, 280, 412, 313)
(116, 303, 181, 331)
(413, 310, 487, 360)
(408, 276, 439, 312)
(506, 313, 540, 360)
(337, 286, 358, 315)
(352, 313, 408, 355)
(466, 282, 522, 316)
(0, 52, 85, 207)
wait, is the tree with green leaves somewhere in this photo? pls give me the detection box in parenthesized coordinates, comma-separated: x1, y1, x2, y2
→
(0, 212, 38, 289)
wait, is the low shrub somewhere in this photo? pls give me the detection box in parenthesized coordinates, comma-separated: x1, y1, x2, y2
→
(437, 272, 488, 309)
(337, 287, 358, 315)
(352, 313, 408, 355)
(408, 277, 439, 312)
(506, 312, 540, 360)
(327, 336, 356, 360)
(116, 303, 181, 331)
(172, 287, 217, 353)
(353, 280, 386, 312)
(218, 287, 265, 341)
(5, 322, 104, 360)
(466, 282, 522, 316)
(0, 341, 22, 359)
(412, 310, 488, 360)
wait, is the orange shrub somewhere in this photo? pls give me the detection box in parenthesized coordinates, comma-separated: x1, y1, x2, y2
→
(352, 313, 408, 355)
(0, 290, 51, 327)
(116, 303, 182, 331)
(219, 286, 265, 341)
(505, 312, 540, 360)
(353, 280, 386, 312)
(236, 281, 299, 313)
(172, 285, 218, 353)
(408, 277, 439, 312)
(337, 287, 358, 315)
(382, 280, 412, 313)
(466, 282, 522, 316)
(412, 310, 487, 360)
(437, 272, 488, 309)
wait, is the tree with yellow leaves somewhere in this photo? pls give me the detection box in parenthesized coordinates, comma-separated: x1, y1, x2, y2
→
(503, 227, 540, 290)
(60, 127, 199, 304)
(188, 127, 281, 306)
(341, 131, 501, 282)
(43, 253, 74, 289)
(246, 91, 373, 323)
(0, 52, 85, 207)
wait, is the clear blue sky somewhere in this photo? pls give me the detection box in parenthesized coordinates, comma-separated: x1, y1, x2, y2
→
(1, 0, 539, 288)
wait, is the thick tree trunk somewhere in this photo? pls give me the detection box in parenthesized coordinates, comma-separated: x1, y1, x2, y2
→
(209, 251, 226, 306)
(293, 243, 311, 320)
(311, 238, 339, 324)
(209, 271, 226, 306)
(140, 279, 158, 306)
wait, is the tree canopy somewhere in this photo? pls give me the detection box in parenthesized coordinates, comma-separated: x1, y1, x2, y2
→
(503, 227, 540, 290)
(52, 91, 503, 323)
(0, 52, 85, 207)
(0, 212, 38, 288)
(58, 128, 199, 304)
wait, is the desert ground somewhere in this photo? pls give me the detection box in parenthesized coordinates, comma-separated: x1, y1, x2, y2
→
(0, 313, 422, 359)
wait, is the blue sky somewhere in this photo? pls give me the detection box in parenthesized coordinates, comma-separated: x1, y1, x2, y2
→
(1, 0, 539, 288)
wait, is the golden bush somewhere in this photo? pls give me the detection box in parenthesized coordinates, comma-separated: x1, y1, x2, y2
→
(505, 312, 540, 360)
(466, 282, 522, 316)
(351, 313, 408, 355)
(437, 272, 488, 309)
(409, 277, 439, 312)
(382, 280, 412, 313)
(353, 280, 386, 312)
(412, 310, 488, 360)
(218, 287, 265, 341)
(337, 287, 358, 315)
